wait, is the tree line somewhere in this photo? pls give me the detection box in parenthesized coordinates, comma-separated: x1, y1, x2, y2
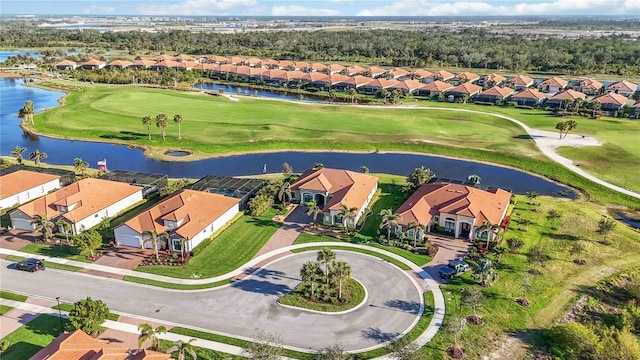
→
(1, 23, 639, 76)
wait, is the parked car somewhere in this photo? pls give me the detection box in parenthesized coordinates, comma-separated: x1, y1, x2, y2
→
(439, 259, 469, 279)
(15, 258, 46, 272)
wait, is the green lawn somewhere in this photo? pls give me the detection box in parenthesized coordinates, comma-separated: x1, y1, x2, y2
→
(134, 208, 281, 278)
(279, 278, 366, 312)
(0, 314, 68, 360)
(19, 243, 89, 263)
(123, 276, 231, 290)
(0, 305, 13, 315)
(0, 291, 27, 302)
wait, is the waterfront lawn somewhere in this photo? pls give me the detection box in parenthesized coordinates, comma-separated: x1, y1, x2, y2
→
(419, 195, 640, 359)
(134, 207, 281, 279)
(0, 314, 68, 360)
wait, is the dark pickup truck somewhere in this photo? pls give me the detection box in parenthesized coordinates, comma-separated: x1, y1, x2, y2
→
(439, 260, 470, 279)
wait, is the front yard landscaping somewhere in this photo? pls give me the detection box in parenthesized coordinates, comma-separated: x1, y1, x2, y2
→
(279, 278, 366, 312)
(0, 314, 68, 360)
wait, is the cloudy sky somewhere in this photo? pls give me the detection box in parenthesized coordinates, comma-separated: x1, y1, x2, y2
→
(2, 0, 639, 16)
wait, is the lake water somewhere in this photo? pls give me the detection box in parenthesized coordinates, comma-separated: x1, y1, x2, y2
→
(0, 77, 572, 196)
(197, 83, 345, 103)
(0, 50, 81, 63)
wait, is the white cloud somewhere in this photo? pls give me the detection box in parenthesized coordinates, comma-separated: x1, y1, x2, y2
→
(356, 0, 640, 16)
(83, 5, 115, 14)
(138, 0, 257, 15)
(271, 5, 341, 16)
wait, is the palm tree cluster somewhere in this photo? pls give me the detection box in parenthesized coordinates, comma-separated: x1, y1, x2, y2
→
(141, 113, 185, 142)
(405, 166, 436, 193)
(17, 100, 34, 125)
(299, 248, 352, 303)
(247, 178, 291, 217)
(11, 145, 49, 167)
(378, 208, 426, 250)
(554, 120, 578, 139)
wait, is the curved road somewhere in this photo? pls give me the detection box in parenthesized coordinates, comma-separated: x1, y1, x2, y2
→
(0, 251, 422, 352)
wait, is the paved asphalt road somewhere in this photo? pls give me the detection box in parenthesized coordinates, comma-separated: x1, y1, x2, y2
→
(1, 251, 422, 352)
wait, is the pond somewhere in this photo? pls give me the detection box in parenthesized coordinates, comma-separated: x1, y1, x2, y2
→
(196, 83, 347, 103)
(0, 77, 572, 196)
(0, 50, 81, 63)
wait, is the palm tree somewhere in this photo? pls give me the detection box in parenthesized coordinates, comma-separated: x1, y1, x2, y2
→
(555, 121, 567, 139)
(142, 230, 168, 260)
(173, 114, 184, 140)
(590, 100, 601, 118)
(138, 323, 167, 351)
(316, 248, 336, 281)
(155, 113, 169, 142)
(563, 120, 577, 138)
(407, 221, 424, 248)
(141, 115, 152, 140)
(348, 88, 357, 104)
(166, 339, 197, 360)
(29, 149, 47, 167)
(596, 217, 616, 243)
(177, 238, 186, 262)
(472, 258, 498, 287)
(31, 214, 54, 242)
(73, 157, 88, 175)
(525, 191, 538, 205)
(332, 261, 351, 300)
(10, 146, 26, 164)
(339, 204, 358, 231)
(379, 208, 400, 240)
(56, 219, 70, 244)
(17, 100, 35, 125)
(300, 261, 321, 298)
(275, 181, 291, 206)
(305, 201, 323, 227)
(561, 98, 572, 115)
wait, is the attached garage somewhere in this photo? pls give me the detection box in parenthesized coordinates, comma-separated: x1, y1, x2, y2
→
(9, 210, 34, 231)
(113, 225, 142, 248)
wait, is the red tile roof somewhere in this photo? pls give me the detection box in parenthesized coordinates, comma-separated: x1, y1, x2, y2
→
(213, 55, 229, 64)
(367, 66, 387, 76)
(432, 70, 455, 80)
(120, 189, 239, 240)
(419, 80, 453, 92)
(106, 60, 132, 68)
(389, 79, 424, 91)
(304, 72, 330, 82)
(310, 63, 329, 72)
(483, 73, 506, 84)
(154, 54, 175, 62)
(363, 78, 399, 89)
(509, 75, 534, 86)
(346, 75, 375, 87)
(233, 65, 252, 76)
(230, 56, 246, 65)
(446, 82, 482, 95)
(1, 170, 59, 201)
(389, 68, 410, 78)
(549, 89, 587, 101)
(540, 76, 568, 88)
(18, 178, 141, 223)
(55, 59, 76, 67)
(575, 78, 603, 91)
(277, 60, 294, 68)
(132, 59, 155, 67)
(453, 72, 479, 82)
(289, 168, 378, 212)
(607, 80, 637, 93)
(329, 64, 346, 73)
(294, 61, 310, 70)
(396, 183, 511, 227)
(412, 69, 433, 79)
(346, 65, 366, 75)
(81, 59, 105, 67)
(511, 88, 546, 100)
(175, 54, 194, 62)
(478, 86, 515, 98)
(262, 58, 279, 67)
(591, 92, 629, 106)
(246, 57, 263, 66)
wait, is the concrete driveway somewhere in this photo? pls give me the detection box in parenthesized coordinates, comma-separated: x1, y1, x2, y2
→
(0, 250, 422, 352)
(423, 235, 471, 284)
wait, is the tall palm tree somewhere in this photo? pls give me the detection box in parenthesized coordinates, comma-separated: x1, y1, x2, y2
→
(407, 221, 424, 248)
(31, 214, 54, 242)
(142, 230, 168, 260)
(29, 149, 47, 167)
(275, 181, 291, 206)
(166, 339, 197, 360)
(155, 113, 169, 142)
(316, 248, 336, 282)
(300, 261, 321, 298)
(379, 208, 400, 240)
(141, 115, 152, 140)
(138, 323, 167, 351)
(173, 114, 184, 140)
(339, 204, 358, 231)
(472, 258, 498, 287)
(56, 219, 70, 244)
(305, 201, 323, 227)
(590, 100, 601, 118)
(73, 157, 88, 175)
(348, 88, 357, 104)
(10, 146, 26, 164)
(563, 120, 577, 138)
(332, 261, 351, 300)
(17, 100, 35, 125)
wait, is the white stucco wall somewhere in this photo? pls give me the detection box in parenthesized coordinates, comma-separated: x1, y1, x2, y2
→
(71, 190, 143, 234)
(185, 203, 239, 251)
(0, 178, 61, 210)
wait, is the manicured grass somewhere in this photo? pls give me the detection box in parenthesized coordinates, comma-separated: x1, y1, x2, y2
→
(279, 278, 366, 312)
(51, 303, 119, 321)
(160, 339, 246, 360)
(291, 246, 411, 271)
(19, 243, 90, 263)
(419, 194, 640, 359)
(5, 255, 82, 272)
(0, 291, 27, 302)
(123, 275, 232, 290)
(0, 314, 68, 360)
(0, 305, 14, 315)
(134, 208, 281, 279)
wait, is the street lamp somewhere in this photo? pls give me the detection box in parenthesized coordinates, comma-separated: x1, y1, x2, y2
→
(55, 297, 64, 333)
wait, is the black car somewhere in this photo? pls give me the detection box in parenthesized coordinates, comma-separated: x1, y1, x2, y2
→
(15, 258, 46, 272)
(439, 260, 469, 279)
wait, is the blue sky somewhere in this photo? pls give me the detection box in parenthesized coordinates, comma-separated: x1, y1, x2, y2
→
(2, 0, 639, 16)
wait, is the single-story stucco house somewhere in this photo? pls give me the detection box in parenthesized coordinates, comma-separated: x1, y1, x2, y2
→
(289, 167, 378, 228)
(510, 88, 546, 107)
(0, 170, 61, 210)
(114, 189, 240, 253)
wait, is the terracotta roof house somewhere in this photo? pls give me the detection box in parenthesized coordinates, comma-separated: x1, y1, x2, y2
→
(388, 68, 411, 80)
(277, 60, 294, 70)
(55, 59, 77, 70)
(412, 69, 433, 81)
(175, 54, 194, 62)
(283, 70, 309, 86)
(213, 55, 230, 64)
(479, 73, 506, 88)
(0, 170, 61, 210)
(230, 56, 247, 65)
(546, 89, 587, 109)
(310, 62, 329, 73)
(148, 60, 182, 71)
(182, 61, 197, 70)
(248, 67, 269, 82)
(105, 60, 132, 69)
(367, 66, 388, 78)
(475, 86, 516, 104)
(573, 78, 603, 95)
(246, 57, 263, 67)
(131, 59, 156, 69)
(358, 78, 400, 95)
(451, 71, 480, 85)
(445, 83, 483, 100)
(425, 70, 455, 83)
(303, 72, 331, 89)
(294, 61, 311, 71)
(29, 329, 170, 360)
(590, 92, 630, 116)
(263, 69, 288, 86)
(507, 75, 535, 90)
(415, 80, 453, 96)
(115, 189, 240, 253)
(510, 88, 546, 107)
(289, 168, 378, 228)
(262, 58, 279, 68)
(607, 80, 638, 97)
(154, 54, 175, 62)
(396, 183, 511, 240)
(328, 64, 346, 74)
(630, 100, 640, 119)
(346, 65, 366, 76)
(388, 79, 425, 95)
(231, 65, 252, 81)
(10, 178, 143, 235)
(538, 76, 569, 93)
(79, 59, 106, 70)
(334, 75, 375, 91)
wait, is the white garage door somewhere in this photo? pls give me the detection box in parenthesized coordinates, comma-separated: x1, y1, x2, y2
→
(11, 218, 33, 231)
(116, 234, 141, 248)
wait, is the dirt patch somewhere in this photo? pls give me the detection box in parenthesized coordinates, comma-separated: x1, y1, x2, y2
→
(446, 345, 464, 359)
(558, 295, 590, 325)
(516, 298, 531, 307)
(466, 315, 484, 325)
(481, 334, 530, 360)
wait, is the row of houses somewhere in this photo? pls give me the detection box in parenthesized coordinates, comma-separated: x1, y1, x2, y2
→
(3, 166, 513, 253)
